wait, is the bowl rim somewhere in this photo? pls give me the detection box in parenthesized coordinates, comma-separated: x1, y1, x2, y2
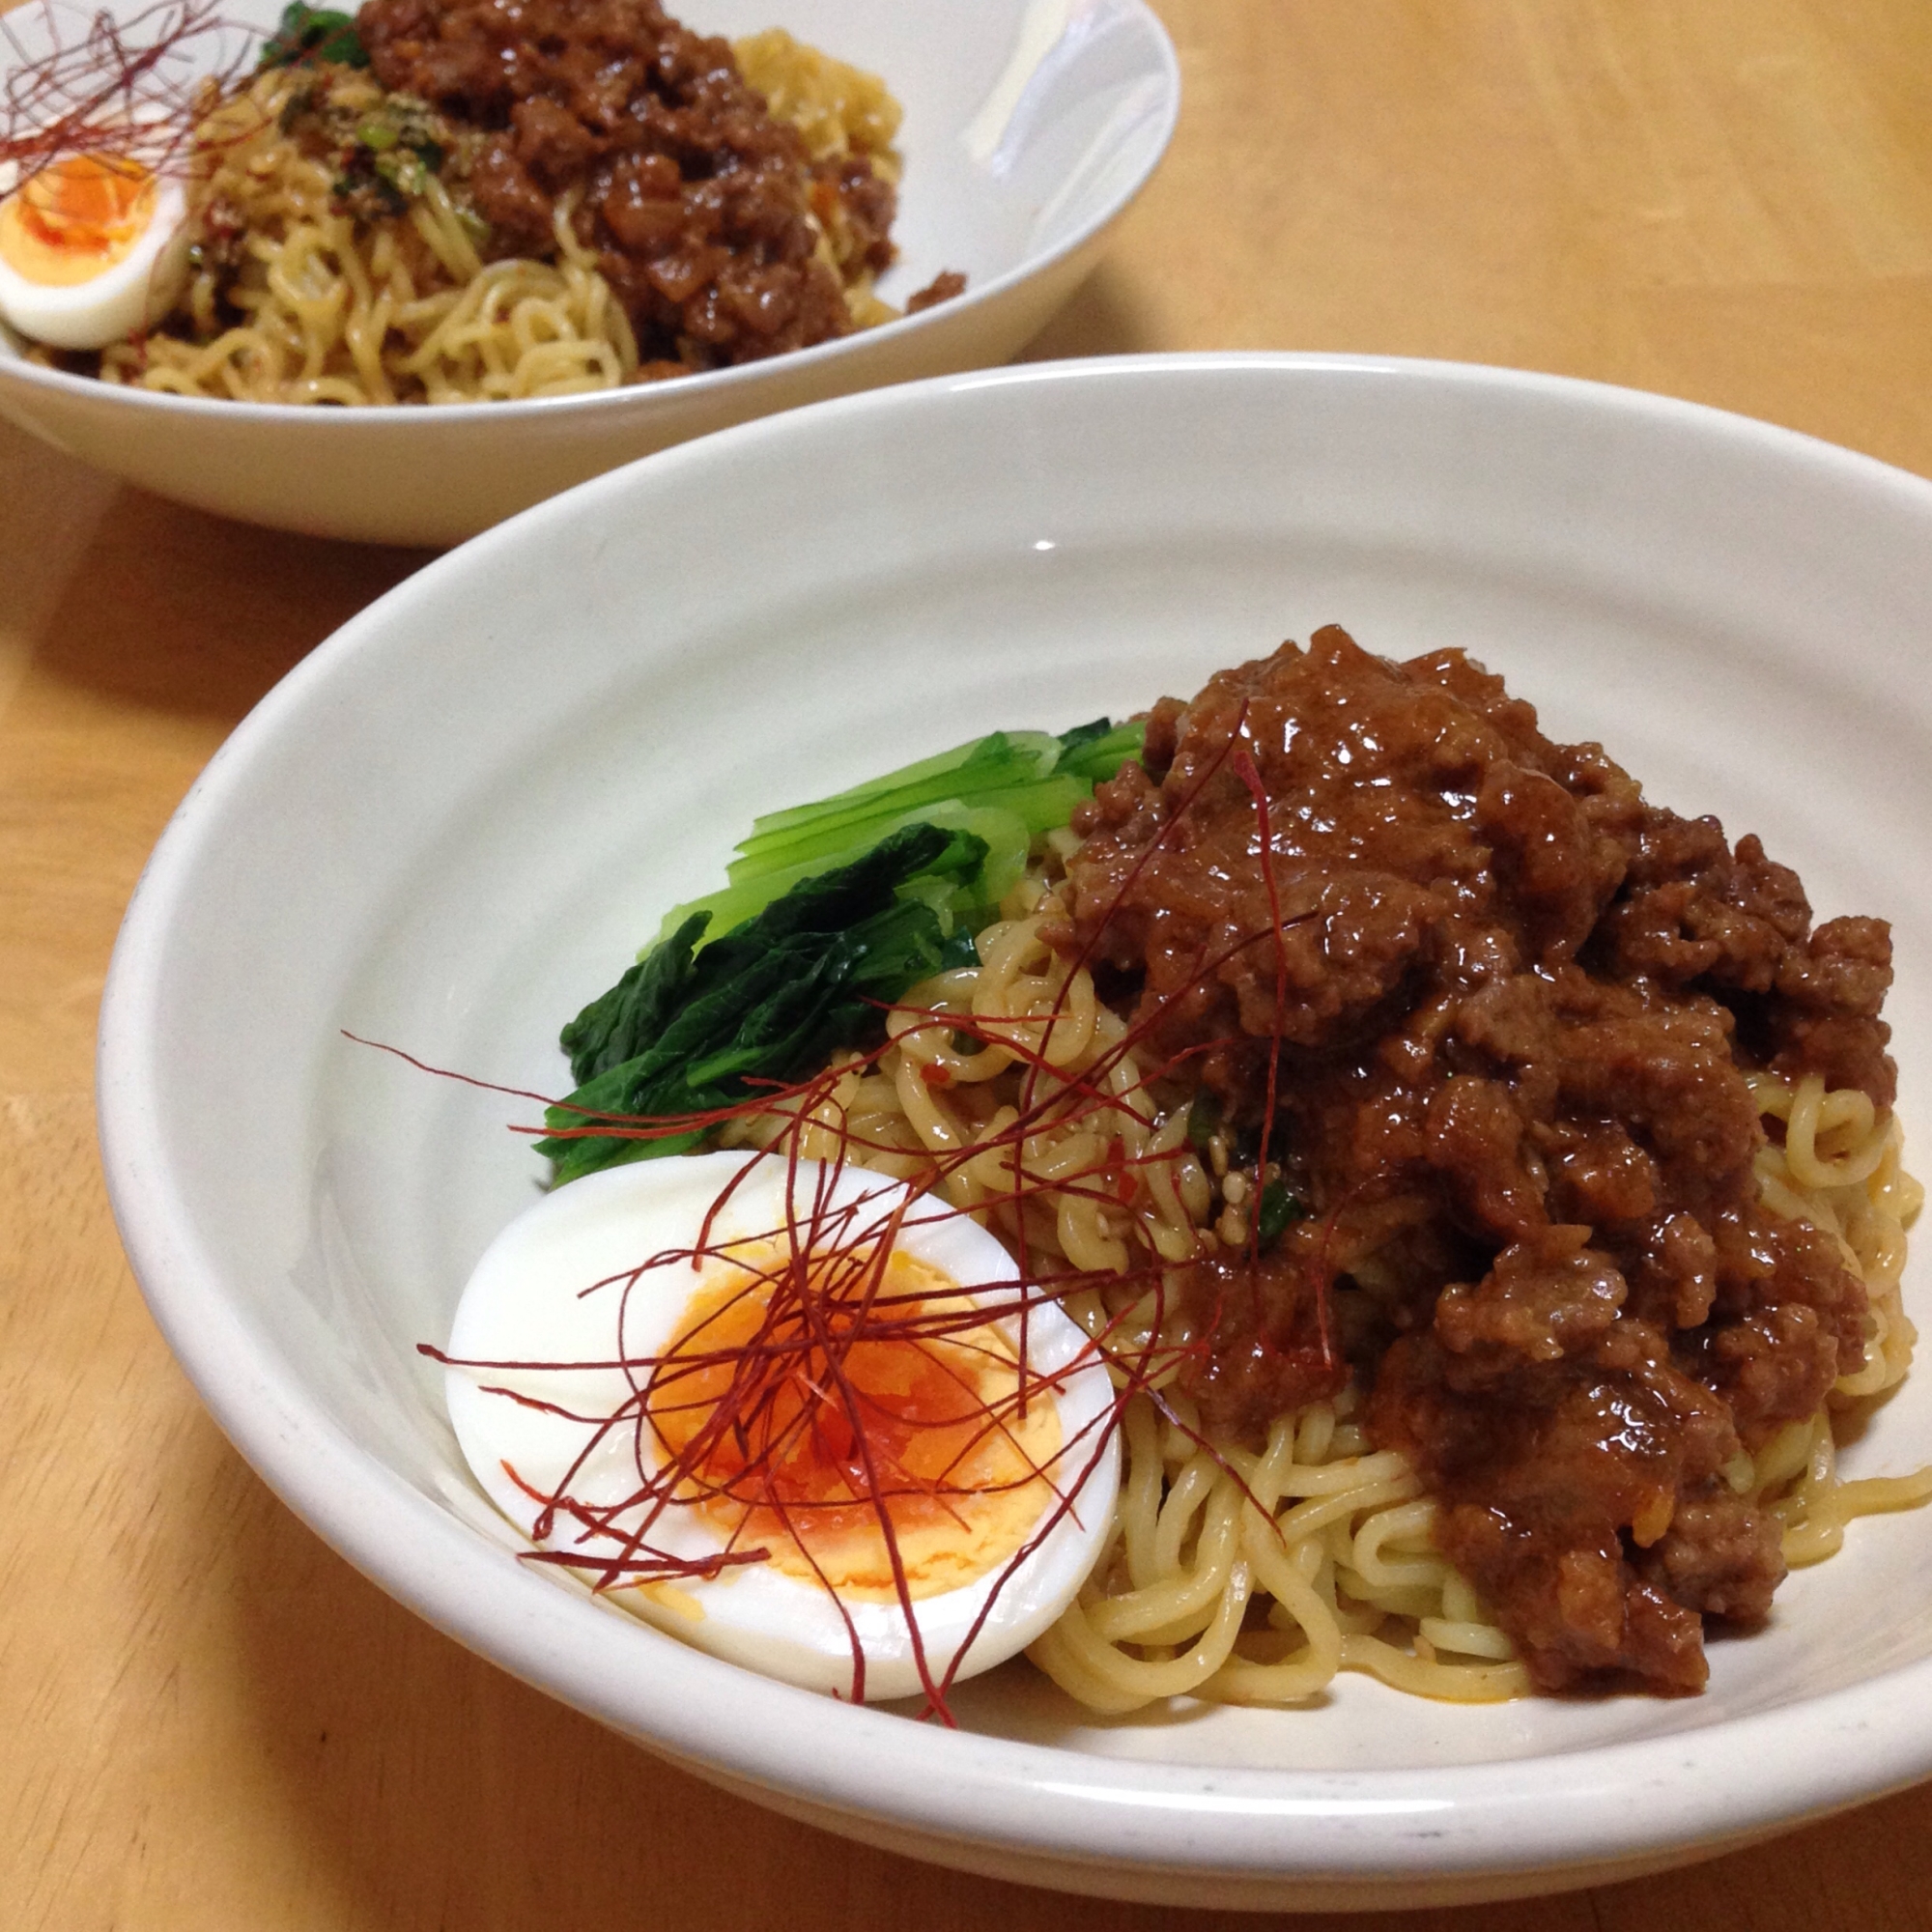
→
(0, 0, 1180, 425)
(96, 350, 1932, 1887)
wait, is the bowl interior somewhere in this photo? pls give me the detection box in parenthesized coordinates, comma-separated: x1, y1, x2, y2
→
(102, 357, 1932, 1848)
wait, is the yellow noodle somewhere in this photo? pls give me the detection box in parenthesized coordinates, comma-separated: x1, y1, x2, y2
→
(1752, 1075, 1930, 1564)
(733, 28, 902, 176)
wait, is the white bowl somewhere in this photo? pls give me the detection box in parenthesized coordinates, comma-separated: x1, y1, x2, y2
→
(0, 0, 1178, 546)
(98, 354, 1932, 1910)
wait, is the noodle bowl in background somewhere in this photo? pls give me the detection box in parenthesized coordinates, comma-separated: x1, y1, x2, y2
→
(0, 1, 1182, 543)
(9, 1, 946, 403)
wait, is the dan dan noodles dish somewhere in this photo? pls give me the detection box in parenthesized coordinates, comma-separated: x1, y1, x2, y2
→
(432, 627, 1925, 1715)
(0, 0, 963, 401)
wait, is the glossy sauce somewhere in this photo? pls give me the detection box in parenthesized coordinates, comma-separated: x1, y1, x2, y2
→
(1060, 626, 1893, 1691)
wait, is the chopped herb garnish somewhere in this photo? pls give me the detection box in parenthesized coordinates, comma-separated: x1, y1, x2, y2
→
(333, 170, 405, 215)
(374, 147, 432, 197)
(1255, 1176, 1302, 1250)
(328, 98, 451, 215)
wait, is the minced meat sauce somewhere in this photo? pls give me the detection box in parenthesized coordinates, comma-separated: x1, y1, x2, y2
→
(1055, 626, 1894, 1693)
(355, 0, 898, 370)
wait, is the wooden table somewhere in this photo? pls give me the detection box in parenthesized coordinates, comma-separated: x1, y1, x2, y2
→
(7, 3, 1932, 1925)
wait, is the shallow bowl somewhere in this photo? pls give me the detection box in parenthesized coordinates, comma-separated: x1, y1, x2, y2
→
(98, 354, 1932, 1909)
(0, 0, 1178, 545)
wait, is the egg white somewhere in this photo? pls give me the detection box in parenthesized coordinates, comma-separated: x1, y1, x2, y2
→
(0, 173, 191, 351)
(444, 1151, 1121, 1700)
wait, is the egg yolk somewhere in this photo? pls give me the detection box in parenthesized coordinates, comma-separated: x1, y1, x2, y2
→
(649, 1242, 1063, 1603)
(0, 156, 156, 287)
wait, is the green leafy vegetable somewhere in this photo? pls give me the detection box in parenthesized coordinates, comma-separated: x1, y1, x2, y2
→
(1055, 718, 1147, 783)
(559, 913, 707, 1088)
(543, 717, 1150, 1184)
(651, 718, 1145, 952)
(1255, 1176, 1303, 1250)
(371, 145, 435, 200)
(259, 2, 368, 69)
(539, 824, 986, 1182)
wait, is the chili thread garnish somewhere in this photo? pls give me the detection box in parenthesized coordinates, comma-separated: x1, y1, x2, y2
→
(1, 0, 255, 189)
(376, 700, 1373, 1719)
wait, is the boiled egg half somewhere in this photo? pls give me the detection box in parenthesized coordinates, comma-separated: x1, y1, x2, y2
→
(443, 1151, 1121, 1700)
(0, 155, 191, 350)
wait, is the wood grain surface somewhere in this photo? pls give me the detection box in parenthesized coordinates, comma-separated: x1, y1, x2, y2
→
(6, 2, 1932, 1926)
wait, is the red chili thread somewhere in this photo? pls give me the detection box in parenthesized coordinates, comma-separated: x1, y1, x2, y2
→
(381, 713, 1375, 1718)
(1, 0, 257, 187)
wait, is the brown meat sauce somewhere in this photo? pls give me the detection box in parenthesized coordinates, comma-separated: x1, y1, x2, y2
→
(355, 0, 894, 370)
(1057, 627, 1894, 1693)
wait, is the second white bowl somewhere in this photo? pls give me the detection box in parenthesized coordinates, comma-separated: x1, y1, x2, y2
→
(0, 0, 1179, 544)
